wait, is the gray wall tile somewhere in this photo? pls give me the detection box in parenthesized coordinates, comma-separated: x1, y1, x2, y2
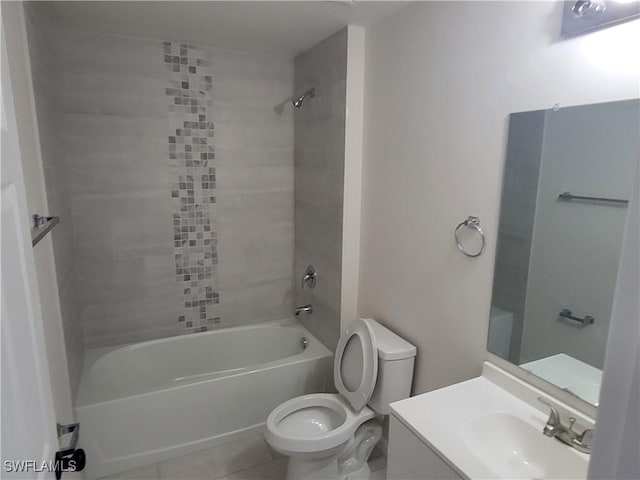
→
(24, 5, 84, 398)
(55, 29, 294, 346)
(294, 29, 347, 351)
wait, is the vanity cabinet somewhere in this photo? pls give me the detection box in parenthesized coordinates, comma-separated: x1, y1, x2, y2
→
(386, 363, 592, 480)
(387, 416, 463, 480)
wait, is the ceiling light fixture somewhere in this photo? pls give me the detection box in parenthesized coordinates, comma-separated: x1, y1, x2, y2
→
(561, 0, 640, 37)
(571, 0, 607, 17)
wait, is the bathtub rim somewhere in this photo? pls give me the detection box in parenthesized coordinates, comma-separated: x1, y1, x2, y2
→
(76, 318, 333, 408)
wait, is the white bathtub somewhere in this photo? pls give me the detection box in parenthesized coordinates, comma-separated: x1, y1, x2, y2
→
(76, 319, 333, 479)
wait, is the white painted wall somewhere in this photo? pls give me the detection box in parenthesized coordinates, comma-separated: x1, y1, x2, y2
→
(341, 25, 365, 329)
(359, 1, 640, 394)
(520, 101, 638, 368)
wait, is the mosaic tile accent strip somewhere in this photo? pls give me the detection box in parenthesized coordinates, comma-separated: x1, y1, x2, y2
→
(164, 41, 220, 333)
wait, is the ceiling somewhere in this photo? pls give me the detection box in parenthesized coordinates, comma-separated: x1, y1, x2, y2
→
(46, 1, 409, 57)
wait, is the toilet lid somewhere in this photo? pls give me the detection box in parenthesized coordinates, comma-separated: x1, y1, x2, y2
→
(334, 319, 378, 412)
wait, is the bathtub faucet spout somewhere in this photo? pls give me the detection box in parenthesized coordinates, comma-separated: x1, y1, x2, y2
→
(295, 304, 313, 316)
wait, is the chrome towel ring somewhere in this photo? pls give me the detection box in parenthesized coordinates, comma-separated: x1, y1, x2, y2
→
(454, 216, 486, 257)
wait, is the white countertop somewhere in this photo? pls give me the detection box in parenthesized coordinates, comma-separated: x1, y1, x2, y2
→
(389, 362, 591, 479)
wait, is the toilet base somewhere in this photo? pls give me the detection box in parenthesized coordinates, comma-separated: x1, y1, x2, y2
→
(345, 464, 371, 480)
(286, 455, 341, 480)
(285, 458, 372, 480)
(283, 419, 382, 480)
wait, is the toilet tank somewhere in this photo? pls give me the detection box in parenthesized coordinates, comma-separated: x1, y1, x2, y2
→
(363, 319, 417, 415)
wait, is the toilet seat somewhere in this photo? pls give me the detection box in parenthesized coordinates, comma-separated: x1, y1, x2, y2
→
(265, 393, 375, 454)
(265, 319, 379, 455)
(334, 319, 378, 412)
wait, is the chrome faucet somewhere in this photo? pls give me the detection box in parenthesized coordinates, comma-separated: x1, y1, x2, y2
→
(538, 397, 594, 453)
(294, 304, 313, 316)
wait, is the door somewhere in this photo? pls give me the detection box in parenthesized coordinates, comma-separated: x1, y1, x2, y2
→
(1, 15, 58, 479)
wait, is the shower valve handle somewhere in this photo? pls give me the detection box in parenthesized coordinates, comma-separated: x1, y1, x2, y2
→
(301, 265, 317, 289)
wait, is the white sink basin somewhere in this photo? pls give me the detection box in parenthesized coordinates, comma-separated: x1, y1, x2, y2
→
(389, 362, 593, 479)
(464, 412, 588, 479)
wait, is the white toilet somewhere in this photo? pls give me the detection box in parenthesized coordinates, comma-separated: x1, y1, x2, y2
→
(265, 318, 416, 480)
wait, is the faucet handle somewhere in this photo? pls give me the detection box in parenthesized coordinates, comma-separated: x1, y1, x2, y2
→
(301, 265, 317, 289)
(570, 427, 594, 453)
(537, 397, 561, 426)
(577, 427, 594, 445)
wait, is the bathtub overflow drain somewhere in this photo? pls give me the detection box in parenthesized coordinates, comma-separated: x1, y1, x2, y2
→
(300, 337, 308, 350)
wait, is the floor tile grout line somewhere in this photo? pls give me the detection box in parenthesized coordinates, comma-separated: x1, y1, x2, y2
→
(214, 457, 287, 480)
(211, 454, 282, 480)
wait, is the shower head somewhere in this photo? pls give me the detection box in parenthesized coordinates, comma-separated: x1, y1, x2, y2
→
(292, 88, 315, 108)
(273, 88, 316, 115)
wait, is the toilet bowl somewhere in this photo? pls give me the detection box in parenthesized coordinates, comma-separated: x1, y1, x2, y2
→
(264, 318, 416, 480)
(266, 394, 378, 480)
(266, 394, 375, 455)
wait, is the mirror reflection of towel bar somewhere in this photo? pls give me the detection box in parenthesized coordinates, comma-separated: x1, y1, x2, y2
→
(559, 308, 595, 326)
(558, 191, 629, 206)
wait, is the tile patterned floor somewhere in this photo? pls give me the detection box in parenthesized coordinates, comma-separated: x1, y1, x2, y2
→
(99, 433, 386, 480)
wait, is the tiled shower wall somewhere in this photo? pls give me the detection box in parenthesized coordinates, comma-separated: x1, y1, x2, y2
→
(23, 5, 85, 396)
(294, 29, 347, 350)
(164, 42, 220, 331)
(54, 29, 294, 347)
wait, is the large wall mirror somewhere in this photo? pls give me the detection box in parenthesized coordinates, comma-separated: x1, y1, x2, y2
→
(489, 99, 639, 407)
